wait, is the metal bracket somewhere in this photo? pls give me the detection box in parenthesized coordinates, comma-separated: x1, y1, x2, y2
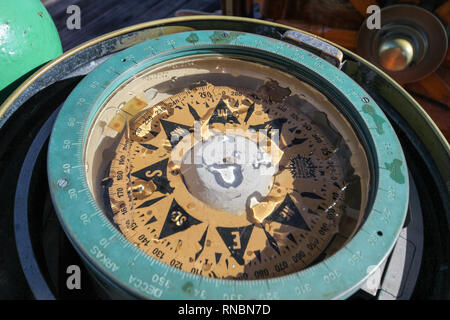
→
(283, 30, 344, 68)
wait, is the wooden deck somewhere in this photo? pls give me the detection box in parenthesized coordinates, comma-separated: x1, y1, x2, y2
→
(44, 0, 221, 51)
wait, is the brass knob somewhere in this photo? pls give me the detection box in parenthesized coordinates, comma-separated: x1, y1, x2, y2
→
(378, 38, 414, 71)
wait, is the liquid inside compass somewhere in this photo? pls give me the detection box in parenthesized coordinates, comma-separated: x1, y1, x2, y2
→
(98, 61, 370, 280)
(47, 30, 408, 299)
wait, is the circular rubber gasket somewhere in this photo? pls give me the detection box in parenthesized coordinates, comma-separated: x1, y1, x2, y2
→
(47, 30, 409, 299)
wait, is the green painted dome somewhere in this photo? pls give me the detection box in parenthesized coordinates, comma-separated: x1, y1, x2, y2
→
(0, 0, 62, 92)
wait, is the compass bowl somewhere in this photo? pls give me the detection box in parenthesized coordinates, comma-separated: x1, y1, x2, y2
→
(47, 30, 408, 299)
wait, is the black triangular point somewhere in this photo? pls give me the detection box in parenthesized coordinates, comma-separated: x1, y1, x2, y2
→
(188, 103, 201, 121)
(145, 216, 157, 225)
(254, 250, 262, 263)
(263, 227, 281, 255)
(132, 159, 168, 181)
(267, 194, 311, 231)
(131, 159, 174, 194)
(195, 227, 209, 261)
(216, 225, 254, 265)
(140, 143, 158, 150)
(208, 99, 240, 125)
(158, 199, 202, 239)
(287, 233, 297, 244)
(160, 119, 191, 148)
(131, 158, 174, 194)
(243, 102, 255, 123)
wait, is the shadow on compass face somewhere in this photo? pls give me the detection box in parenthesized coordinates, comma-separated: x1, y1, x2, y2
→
(83, 54, 371, 281)
(218, 90, 370, 280)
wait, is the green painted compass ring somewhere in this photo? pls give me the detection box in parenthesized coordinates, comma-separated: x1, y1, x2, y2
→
(48, 30, 408, 299)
